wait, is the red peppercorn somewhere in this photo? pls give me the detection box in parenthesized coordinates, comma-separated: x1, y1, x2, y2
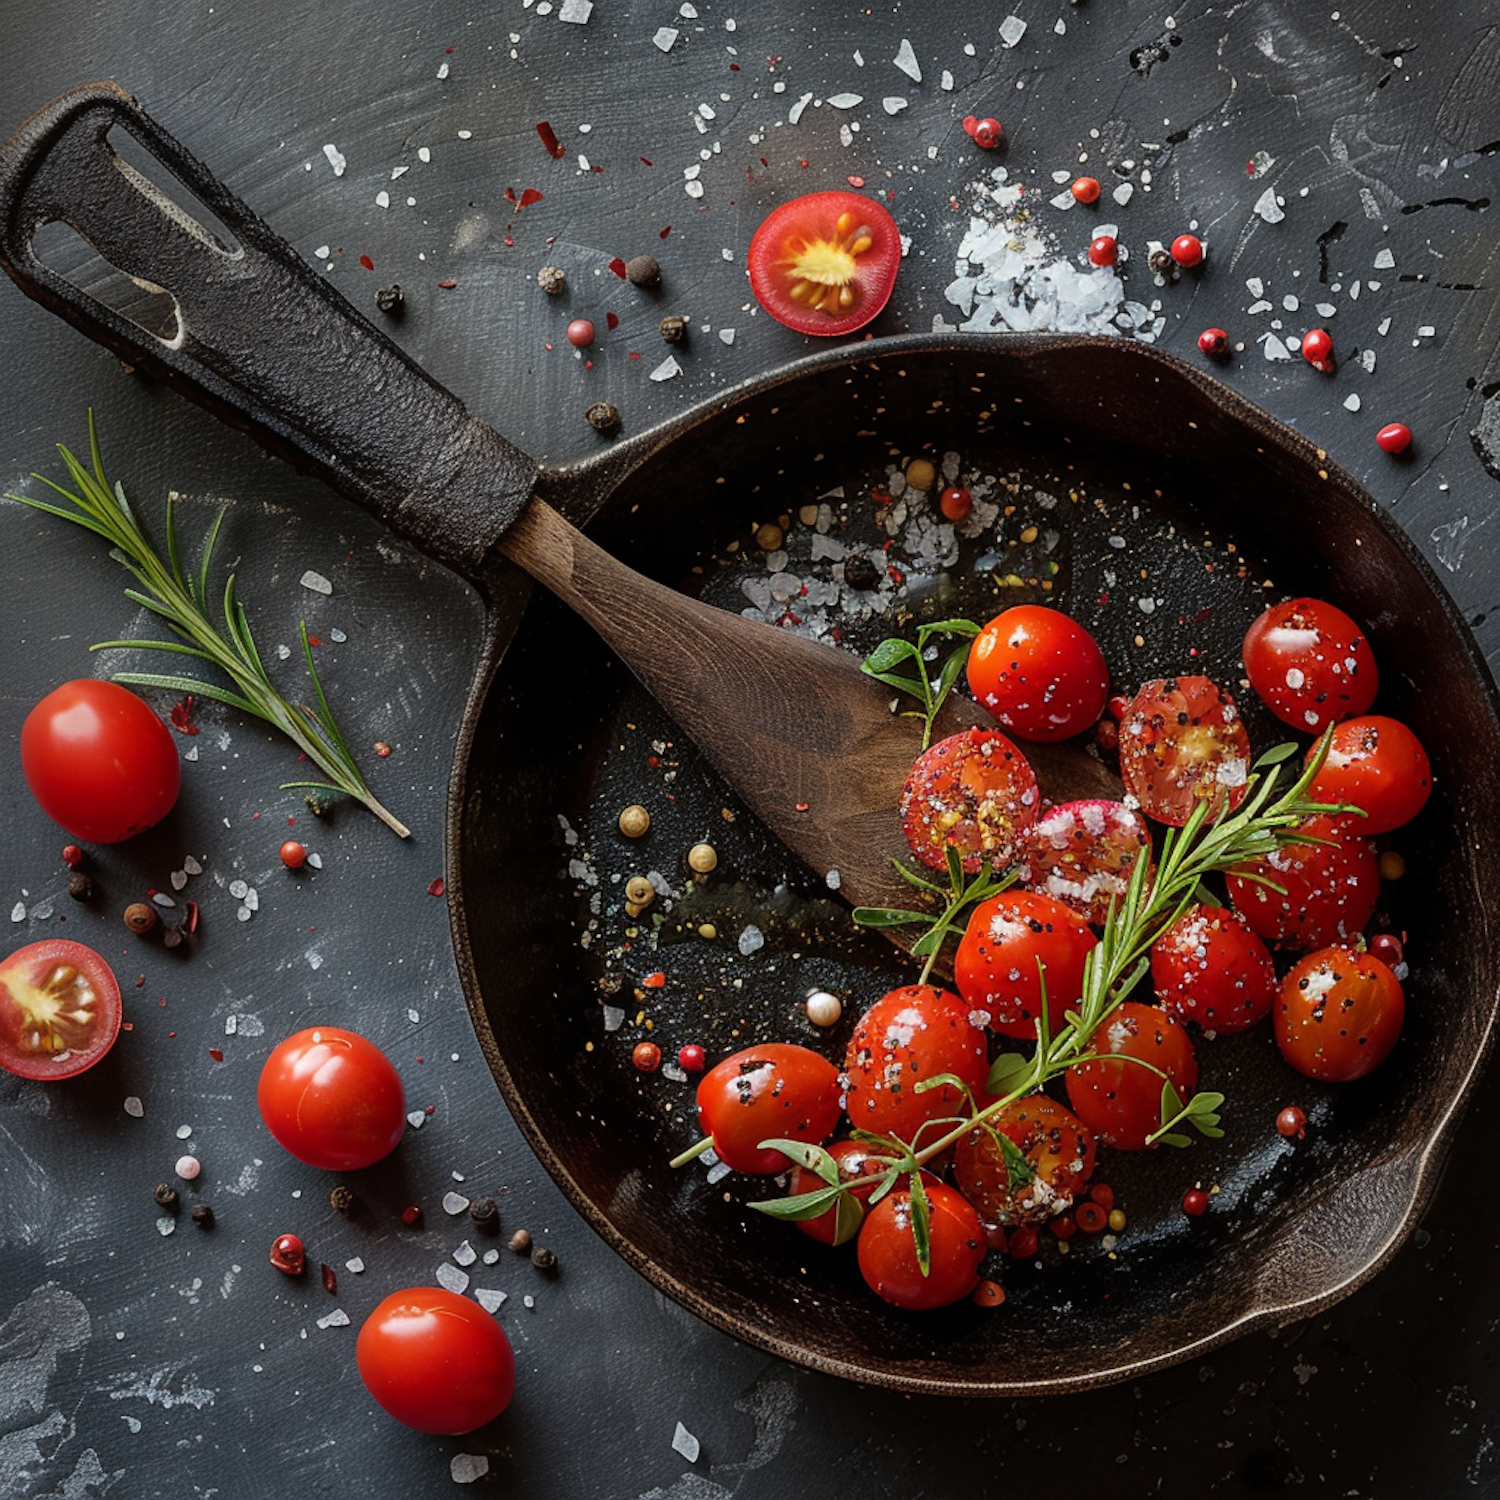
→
(1049, 1213, 1078, 1241)
(1197, 327, 1230, 358)
(62, 844, 83, 867)
(1300, 328, 1335, 370)
(566, 318, 596, 348)
(1106, 694, 1130, 723)
(1089, 1182, 1115, 1212)
(631, 1040, 662, 1072)
(1367, 932, 1404, 970)
(1376, 422, 1412, 454)
(965, 116, 1003, 150)
(1276, 1105, 1308, 1140)
(1070, 176, 1101, 204)
(1008, 1225, 1040, 1260)
(1074, 1200, 1108, 1234)
(400, 1204, 424, 1227)
(269, 1233, 306, 1275)
(1170, 233, 1204, 268)
(1088, 235, 1118, 268)
(677, 1044, 707, 1073)
(1094, 717, 1119, 753)
(279, 840, 307, 870)
(1181, 1189, 1210, 1218)
(938, 485, 973, 522)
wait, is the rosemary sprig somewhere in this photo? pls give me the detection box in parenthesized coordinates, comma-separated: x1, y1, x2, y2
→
(861, 617, 981, 749)
(4, 417, 409, 838)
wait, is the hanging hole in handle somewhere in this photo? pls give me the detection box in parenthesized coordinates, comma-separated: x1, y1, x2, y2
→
(104, 122, 244, 260)
(32, 219, 184, 345)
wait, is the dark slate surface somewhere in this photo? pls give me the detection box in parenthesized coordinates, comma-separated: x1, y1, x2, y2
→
(2, 3, 1499, 1496)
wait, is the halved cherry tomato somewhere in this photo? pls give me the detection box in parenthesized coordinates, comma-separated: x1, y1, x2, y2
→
(966, 606, 1111, 742)
(1015, 799, 1151, 926)
(1225, 814, 1379, 951)
(953, 890, 1097, 1040)
(953, 1094, 1098, 1227)
(788, 1138, 888, 1245)
(696, 1042, 842, 1175)
(0, 939, 123, 1080)
(1306, 715, 1432, 835)
(856, 1180, 986, 1310)
(1275, 945, 1404, 1082)
(747, 190, 901, 336)
(1065, 1002, 1198, 1150)
(1150, 903, 1277, 1033)
(1242, 597, 1378, 733)
(1117, 677, 1251, 826)
(900, 727, 1039, 873)
(842, 986, 989, 1149)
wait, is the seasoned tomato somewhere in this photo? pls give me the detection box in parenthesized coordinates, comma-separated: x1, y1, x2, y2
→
(1150, 903, 1277, 1033)
(696, 1043, 842, 1175)
(1275, 945, 1404, 1082)
(1015, 799, 1152, 926)
(1225, 814, 1379, 951)
(1065, 1002, 1198, 1150)
(842, 985, 989, 1149)
(900, 727, 1040, 874)
(1242, 597, 1378, 733)
(788, 1138, 889, 1246)
(747, 190, 901, 336)
(953, 891, 1096, 1040)
(1306, 715, 1432, 835)
(1118, 677, 1251, 827)
(953, 1094, 1098, 1227)
(0, 939, 122, 1080)
(856, 1180, 986, 1311)
(965, 606, 1110, 743)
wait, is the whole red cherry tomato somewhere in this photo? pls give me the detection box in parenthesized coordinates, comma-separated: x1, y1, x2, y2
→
(356, 1287, 515, 1434)
(1117, 677, 1251, 826)
(953, 1094, 1098, 1227)
(257, 1026, 407, 1170)
(747, 190, 901, 337)
(0, 939, 122, 1080)
(1306, 715, 1432, 835)
(1150, 903, 1277, 1033)
(788, 1138, 889, 1245)
(966, 606, 1110, 742)
(842, 986, 989, 1148)
(695, 1043, 842, 1175)
(1065, 1002, 1198, 1150)
(1225, 814, 1379, 951)
(21, 680, 180, 843)
(954, 891, 1097, 1040)
(1275, 945, 1404, 1082)
(1242, 597, 1378, 733)
(900, 727, 1039, 874)
(1015, 798, 1152, 926)
(856, 1181, 986, 1310)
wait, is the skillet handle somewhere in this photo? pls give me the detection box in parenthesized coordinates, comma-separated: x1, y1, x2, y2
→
(0, 81, 537, 577)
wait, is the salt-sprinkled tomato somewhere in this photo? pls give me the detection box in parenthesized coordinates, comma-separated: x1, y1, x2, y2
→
(356, 1287, 515, 1434)
(695, 1042, 842, 1175)
(788, 1138, 888, 1246)
(1150, 903, 1277, 1033)
(1015, 799, 1152, 926)
(842, 986, 989, 1148)
(900, 727, 1039, 874)
(856, 1181, 986, 1311)
(1306, 715, 1431, 835)
(1117, 676, 1251, 827)
(747, 190, 901, 337)
(953, 891, 1096, 1040)
(1225, 814, 1379, 951)
(965, 605, 1111, 743)
(1065, 1002, 1198, 1150)
(1242, 597, 1378, 733)
(953, 1094, 1098, 1227)
(0, 939, 122, 1080)
(1275, 945, 1404, 1082)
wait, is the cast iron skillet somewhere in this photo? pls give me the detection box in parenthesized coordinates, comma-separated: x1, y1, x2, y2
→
(4, 83, 1500, 1397)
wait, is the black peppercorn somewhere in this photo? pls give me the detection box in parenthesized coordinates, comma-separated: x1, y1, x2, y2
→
(537, 264, 567, 295)
(625, 253, 661, 288)
(658, 314, 688, 344)
(153, 1182, 179, 1209)
(67, 871, 93, 902)
(468, 1196, 499, 1231)
(586, 401, 620, 433)
(162, 925, 184, 950)
(329, 1184, 357, 1215)
(1147, 247, 1176, 278)
(529, 1244, 558, 1273)
(191, 1204, 215, 1229)
(508, 1228, 532, 1254)
(374, 283, 404, 314)
(844, 553, 881, 590)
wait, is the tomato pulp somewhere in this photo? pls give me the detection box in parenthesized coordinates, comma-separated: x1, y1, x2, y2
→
(0, 939, 122, 1080)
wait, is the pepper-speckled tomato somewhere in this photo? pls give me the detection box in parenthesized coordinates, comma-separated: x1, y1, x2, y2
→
(1306, 715, 1432, 835)
(1117, 677, 1251, 827)
(747, 190, 901, 336)
(1150, 903, 1278, 1034)
(1065, 1002, 1198, 1150)
(966, 606, 1111, 743)
(954, 1094, 1098, 1227)
(1275, 945, 1404, 1082)
(788, 1138, 889, 1246)
(1242, 597, 1378, 733)
(696, 1043, 842, 1175)
(856, 1180, 986, 1311)
(900, 727, 1039, 874)
(1015, 798, 1152, 926)
(0, 939, 122, 1080)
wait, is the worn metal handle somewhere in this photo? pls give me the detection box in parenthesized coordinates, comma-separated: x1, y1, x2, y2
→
(0, 81, 537, 577)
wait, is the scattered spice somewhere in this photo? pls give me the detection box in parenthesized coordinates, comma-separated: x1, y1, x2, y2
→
(321, 1262, 338, 1294)
(1089, 235, 1119, 268)
(625, 254, 661, 287)
(1181, 1189, 1210, 1218)
(175, 1154, 201, 1181)
(586, 401, 620, 433)
(469, 1196, 499, 1231)
(536, 121, 565, 159)
(529, 1244, 558, 1273)
(618, 804, 651, 838)
(279, 840, 308, 870)
(677, 1043, 707, 1073)
(153, 1182, 179, 1209)
(1301, 328, 1335, 372)
(805, 990, 842, 1028)
(124, 902, 158, 935)
(1376, 422, 1412, 455)
(1170, 233, 1205, 268)
(567, 318, 596, 348)
(61, 844, 83, 868)
(658, 314, 688, 344)
(1276, 1105, 1308, 1139)
(971, 1279, 1005, 1307)
(67, 871, 93, 902)
(686, 843, 717, 875)
(1070, 176, 1101, 204)
(401, 1204, 424, 1226)
(191, 1204, 215, 1229)
(1197, 327, 1230, 359)
(537, 264, 567, 295)
(329, 1184, 357, 1214)
(508, 1228, 532, 1254)
(427, 878, 446, 898)
(374, 283, 404, 314)
(632, 1040, 662, 1072)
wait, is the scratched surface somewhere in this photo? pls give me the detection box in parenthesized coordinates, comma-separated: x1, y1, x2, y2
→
(2, 3, 1500, 1497)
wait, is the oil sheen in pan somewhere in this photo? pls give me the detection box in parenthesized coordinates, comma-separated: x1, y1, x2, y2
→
(553, 436, 1414, 1313)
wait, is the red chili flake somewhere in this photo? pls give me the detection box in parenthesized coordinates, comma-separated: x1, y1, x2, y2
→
(425, 1104, 436, 1115)
(170, 695, 200, 735)
(321, 1263, 338, 1295)
(519, 188, 544, 208)
(537, 121, 565, 158)
(608, 257, 628, 278)
(640, 157, 654, 166)
(374, 741, 392, 758)
(643, 971, 666, 989)
(504, 186, 517, 203)
(628, 351, 641, 359)
(427, 877, 446, 897)
(846, 175, 866, 188)
(208, 1048, 224, 1062)
(184, 901, 199, 934)
(401, 1205, 424, 1227)
(359, 254, 375, 271)
(659, 225, 672, 239)
(794, 802, 810, 813)
(606, 311, 620, 330)
(437, 279, 457, 289)
(729, 62, 740, 71)
(306, 635, 321, 648)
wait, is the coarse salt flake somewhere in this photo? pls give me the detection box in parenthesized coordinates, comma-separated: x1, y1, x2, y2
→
(738, 925, 764, 955)
(559, 0, 594, 20)
(300, 570, 333, 595)
(1253, 186, 1286, 224)
(893, 38, 921, 81)
(10, 901, 25, 923)
(788, 92, 813, 125)
(673, 1422, 701, 1463)
(157, 1216, 177, 1237)
(453, 1241, 477, 1267)
(718, 328, 735, 345)
(316, 1309, 351, 1329)
(827, 93, 864, 109)
(124, 1097, 144, 1118)
(653, 26, 679, 51)
(882, 97, 908, 116)
(999, 15, 1027, 46)
(436, 1263, 470, 1294)
(442, 1191, 471, 1216)
(475, 1287, 508, 1314)
(345, 1257, 365, 1273)
(406, 1110, 427, 1129)
(1344, 393, 1362, 411)
(650, 355, 683, 381)
(322, 144, 347, 177)
(375, 191, 390, 209)
(451, 1455, 490, 1485)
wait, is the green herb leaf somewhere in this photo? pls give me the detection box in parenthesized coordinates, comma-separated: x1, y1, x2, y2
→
(996, 1130, 1037, 1193)
(908, 1171, 933, 1277)
(757, 1139, 840, 1185)
(748, 1183, 848, 1221)
(862, 637, 923, 674)
(986, 1051, 1031, 1095)
(1253, 741, 1301, 769)
(851, 905, 933, 930)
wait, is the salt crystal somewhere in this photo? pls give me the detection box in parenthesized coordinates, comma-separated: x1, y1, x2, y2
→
(124, 1097, 144, 1118)
(475, 1287, 508, 1313)
(1417, 325, 1436, 338)
(673, 1422, 702, 1463)
(523, 1295, 535, 1309)
(649, 355, 683, 381)
(436, 1263, 470, 1294)
(1316, 302, 1336, 317)
(940, 69, 954, 90)
(718, 328, 735, 345)
(1253, 186, 1285, 224)
(653, 25, 679, 51)
(300, 570, 333, 595)
(184, 856, 202, 876)
(706, 1160, 731, 1184)
(151, 891, 176, 908)
(827, 93, 864, 109)
(407, 1008, 421, 1024)
(314, 245, 331, 259)
(322, 144, 347, 177)
(559, 0, 594, 20)
(451, 1455, 490, 1485)
(999, 15, 1027, 46)
(679, 1, 698, 14)
(1360, 349, 1376, 372)
(443, 1191, 471, 1216)
(685, 180, 705, 199)
(170, 869, 188, 891)
(1055, 17, 1066, 32)
(1374, 248, 1395, 269)
(236, 906, 252, 923)
(1262, 334, 1292, 361)
(738, 925, 765, 955)
(1282, 295, 1300, 311)
(1378, 316, 1392, 336)
(307, 852, 323, 870)
(788, 92, 813, 125)
(454, 1241, 478, 1267)
(10, 902, 24, 923)
(316, 1309, 351, 1329)
(892, 37, 921, 81)
(882, 97, 909, 116)
(157, 1216, 177, 1237)
(243, 887, 258, 912)
(346, 1257, 365, 1273)
(1247, 300, 1272, 315)
(1112, 182, 1134, 206)
(1344, 393, 1362, 412)
(176, 1124, 194, 1140)
(406, 1110, 427, 1129)
(418, 146, 432, 164)
(603, 1005, 625, 1031)
(826, 869, 841, 890)
(1246, 277, 1264, 297)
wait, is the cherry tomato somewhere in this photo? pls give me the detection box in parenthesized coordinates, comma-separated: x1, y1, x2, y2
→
(696, 1042, 842, 1175)
(21, 680, 180, 843)
(0, 939, 122, 1080)
(356, 1287, 515, 1434)
(257, 1026, 407, 1170)
(1065, 1002, 1198, 1150)
(747, 190, 901, 337)
(954, 891, 1097, 1040)
(900, 727, 1039, 874)
(1306, 715, 1432, 835)
(1016, 799, 1151, 926)
(1117, 677, 1251, 826)
(1242, 597, 1378, 733)
(856, 1181, 986, 1311)
(1150, 903, 1277, 1033)
(842, 986, 989, 1147)
(953, 1094, 1098, 1227)
(788, 1138, 888, 1245)
(1225, 814, 1379, 951)
(966, 606, 1111, 743)
(1275, 945, 1404, 1082)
